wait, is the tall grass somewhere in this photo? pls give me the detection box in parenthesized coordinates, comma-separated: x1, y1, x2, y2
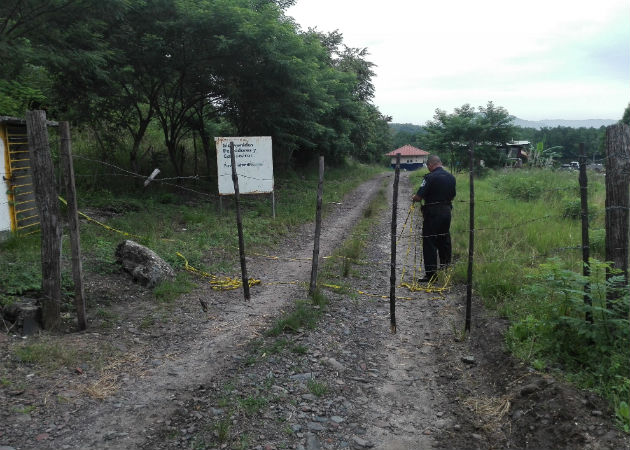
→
(409, 168, 605, 305)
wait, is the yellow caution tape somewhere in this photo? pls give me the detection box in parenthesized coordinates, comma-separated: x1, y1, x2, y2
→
(320, 283, 413, 301)
(177, 252, 260, 291)
(59, 196, 145, 240)
(59, 196, 179, 243)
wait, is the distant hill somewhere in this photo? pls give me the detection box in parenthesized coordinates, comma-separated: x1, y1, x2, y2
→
(513, 118, 616, 129)
(389, 123, 424, 133)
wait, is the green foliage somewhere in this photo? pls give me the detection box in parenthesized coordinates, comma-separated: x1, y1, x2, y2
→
(307, 379, 328, 397)
(0, 234, 42, 295)
(310, 288, 328, 307)
(505, 259, 629, 430)
(515, 125, 605, 163)
(0, 78, 47, 116)
(1, 0, 391, 173)
(214, 419, 231, 443)
(493, 174, 545, 201)
(153, 273, 195, 303)
(561, 199, 599, 222)
(424, 101, 515, 170)
(617, 399, 630, 432)
(266, 300, 324, 336)
(529, 142, 562, 168)
(13, 342, 84, 369)
(238, 394, 268, 415)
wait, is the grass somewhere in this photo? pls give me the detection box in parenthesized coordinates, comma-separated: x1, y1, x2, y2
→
(12, 405, 36, 414)
(307, 379, 328, 397)
(238, 394, 268, 415)
(13, 341, 85, 369)
(153, 272, 195, 303)
(266, 300, 324, 336)
(407, 167, 606, 305)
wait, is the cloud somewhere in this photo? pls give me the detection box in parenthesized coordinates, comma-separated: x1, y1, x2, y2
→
(288, 0, 630, 123)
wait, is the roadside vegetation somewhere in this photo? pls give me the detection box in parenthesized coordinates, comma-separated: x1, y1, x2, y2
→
(409, 166, 629, 430)
(0, 159, 383, 312)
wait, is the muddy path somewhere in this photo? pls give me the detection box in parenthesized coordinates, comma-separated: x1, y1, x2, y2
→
(2, 172, 629, 450)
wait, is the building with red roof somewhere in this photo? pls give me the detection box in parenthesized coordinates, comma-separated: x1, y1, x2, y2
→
(385, 145, 430, 170)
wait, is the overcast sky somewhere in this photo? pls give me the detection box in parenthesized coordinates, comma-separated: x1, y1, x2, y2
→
(286, 0, 630, 125)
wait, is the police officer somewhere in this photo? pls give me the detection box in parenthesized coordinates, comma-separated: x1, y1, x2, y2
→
(412, 155, 456, 282)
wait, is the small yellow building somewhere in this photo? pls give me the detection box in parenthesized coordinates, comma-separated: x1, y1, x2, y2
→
(1, 116, 39, 238)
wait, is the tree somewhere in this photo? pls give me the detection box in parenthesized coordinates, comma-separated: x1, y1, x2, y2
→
(621, 103, 630, 126)
(0, 0, 106, 116)
(424, 102, 515, 170)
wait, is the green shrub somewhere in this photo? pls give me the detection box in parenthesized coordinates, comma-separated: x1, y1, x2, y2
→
(493, 174, 545, 201)
(266, 300, 323, 336)
(562, 199, 599, 222)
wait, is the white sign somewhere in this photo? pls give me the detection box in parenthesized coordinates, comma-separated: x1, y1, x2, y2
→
(215, 136, 274, 195)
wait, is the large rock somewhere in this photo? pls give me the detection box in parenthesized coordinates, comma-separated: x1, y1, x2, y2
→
(115, 240, 175, 288)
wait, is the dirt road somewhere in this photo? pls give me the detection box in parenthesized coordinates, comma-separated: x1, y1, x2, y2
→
(1, 172, 628, 450)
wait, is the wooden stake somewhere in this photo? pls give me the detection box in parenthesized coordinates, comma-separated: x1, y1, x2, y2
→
(390, 154, 400, 333)
(26, 110, 61, 330)
(604, 123, 630, 308)
(230, 142, 250, 300)
(465, 143, 475, 333)
(309, 156, 325, 297)
(578, 143, 592, 323)
(60, 122, 87, 330)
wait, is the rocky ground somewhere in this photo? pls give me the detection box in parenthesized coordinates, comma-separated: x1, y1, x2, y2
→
(1, 172, 629, 450)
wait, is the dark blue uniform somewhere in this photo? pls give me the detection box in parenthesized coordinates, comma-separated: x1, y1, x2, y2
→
(416, 166, 456, 279)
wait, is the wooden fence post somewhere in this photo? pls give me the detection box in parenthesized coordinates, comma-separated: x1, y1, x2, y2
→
(60, 122, 87, 330)
(309, 156, 324, 297)
(604, 124, 630, 306)
(230, 142, 250, 300)
(578, 143, 592, 323)
(465, 143, 475, 333)
(389, 153, 400, 334)
(26, 110, 61, 330)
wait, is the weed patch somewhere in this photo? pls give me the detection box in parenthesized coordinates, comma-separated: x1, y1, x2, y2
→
(153, 273, 195, 303)
(307, 379, 328, 397)
(13, 342, 84, 369)
(266, 300, 324, 336)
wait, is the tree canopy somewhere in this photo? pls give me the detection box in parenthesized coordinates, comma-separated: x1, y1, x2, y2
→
(0, 0, 392, 176)
(423, 102, 515, 170)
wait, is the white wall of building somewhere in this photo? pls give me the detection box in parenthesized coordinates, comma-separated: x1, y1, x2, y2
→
(0, 136, 12, 232)
(390, 155, 426, 165)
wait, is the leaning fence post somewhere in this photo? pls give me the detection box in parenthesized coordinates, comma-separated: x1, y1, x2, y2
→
(465, 143, 475, 333)
(604, 124, 630, 309)
(390, 153, 400, 334)
(60, 122, 87, 330)
(230, 142, 250, 301)
(578, 143, 592, 323)
(26, 110, 61, 330)
(309, 156, 325, 297)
